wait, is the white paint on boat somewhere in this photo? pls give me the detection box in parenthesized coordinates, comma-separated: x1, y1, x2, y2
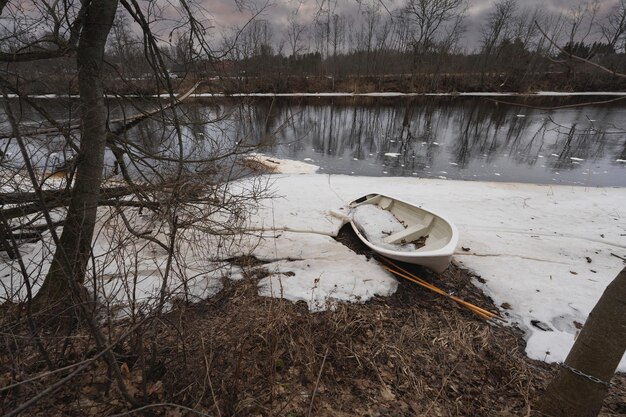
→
(349, 194, 459, 272)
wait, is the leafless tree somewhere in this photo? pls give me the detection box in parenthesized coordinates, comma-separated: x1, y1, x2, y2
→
(600, 0, 626, 53)
(480, 0, 517, 62)
(404, 0, 467, 55)
(0, 0, 267, 413)
(390, 9, 414, 53)
(329, 13, 347, 59)
(360, 2, 381, 73)
(512, 6, 540, 48)
(173, 32, 193, 71)
(286, 13, 308, 58)
(314, 15, 329, 59)
(109, 11, 139, 75)
(563, 0, 600, 58)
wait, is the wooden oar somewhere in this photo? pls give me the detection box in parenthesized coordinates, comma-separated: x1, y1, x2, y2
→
(378, 256, 504, 322)
(380, 258, 500, 320)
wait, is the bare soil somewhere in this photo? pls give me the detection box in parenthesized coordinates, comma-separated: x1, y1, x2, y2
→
(1, 226, 625, 416)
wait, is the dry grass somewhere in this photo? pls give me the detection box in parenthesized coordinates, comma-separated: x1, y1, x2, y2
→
(162, 278, 539, 417)
(1, 229, 625, 416)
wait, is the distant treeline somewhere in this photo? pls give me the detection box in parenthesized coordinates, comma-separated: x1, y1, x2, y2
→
(7, 0, 626, 94)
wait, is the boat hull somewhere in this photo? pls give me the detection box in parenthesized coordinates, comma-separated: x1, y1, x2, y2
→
(349, 194, 458, 273)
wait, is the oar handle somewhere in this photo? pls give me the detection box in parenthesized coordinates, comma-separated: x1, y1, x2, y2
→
(379, 258, 504, 322)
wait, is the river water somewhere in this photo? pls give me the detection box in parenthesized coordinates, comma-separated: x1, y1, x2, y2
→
(220, 96, 626, 187)
(2, 96, 626, 187)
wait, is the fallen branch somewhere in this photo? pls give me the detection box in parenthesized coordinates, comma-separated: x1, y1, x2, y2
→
(0, 81, 202, 139)
(0, 185, 159, 220)
(486, 95, 626, 111)
(534, 21, 626, 79)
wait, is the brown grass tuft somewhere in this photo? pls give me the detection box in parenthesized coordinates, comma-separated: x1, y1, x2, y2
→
(2, 234, 625, 416)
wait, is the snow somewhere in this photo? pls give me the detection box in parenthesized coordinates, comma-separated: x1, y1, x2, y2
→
(358, 92, 406, 97)
(0, 216, 243, 318)
(535, 91, 626, 96)
(384, 152, 401, 157)
(351, 205, 416, 252)
(1, 154, 625, 370)
(239, 168, 626, 370)
(7, 91, 626, 101)
(188, 91, 626, 98)
(252, 232, 398, 311)
(244, 153, 319, 174)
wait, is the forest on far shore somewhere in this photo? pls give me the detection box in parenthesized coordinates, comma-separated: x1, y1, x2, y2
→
(9, 0, 626, 94)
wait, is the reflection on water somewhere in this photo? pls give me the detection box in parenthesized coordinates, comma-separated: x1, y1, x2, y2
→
(229, 97, 626, 186)
(1, 96, 626, 186)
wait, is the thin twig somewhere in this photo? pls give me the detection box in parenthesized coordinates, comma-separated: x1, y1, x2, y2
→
(0, 353, 95, 393)
(307, 346, 329, 417)
(3, 318, 148, 417)
(107, 403, 213, 417)
(200, 334, 222, 417)
(611, 253, 626, 262)
(485, 95, 626, 111)
(534, 20, 626, 79)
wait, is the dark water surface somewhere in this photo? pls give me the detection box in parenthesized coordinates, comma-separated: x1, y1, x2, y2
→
(227, 97, 626, 187)
(2, 96, 626, 186)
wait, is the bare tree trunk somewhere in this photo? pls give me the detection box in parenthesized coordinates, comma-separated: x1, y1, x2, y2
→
(534, 267, 626, 417)
(35, 0, 119, 307)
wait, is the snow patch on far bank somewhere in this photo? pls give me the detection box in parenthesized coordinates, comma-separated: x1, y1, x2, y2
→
(244, 153, 319, 174)
(8, 91, 626, 100)
(190, 91, 626, 98)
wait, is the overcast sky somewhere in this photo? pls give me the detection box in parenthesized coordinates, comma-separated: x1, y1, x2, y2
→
(190, 0, 618, 51)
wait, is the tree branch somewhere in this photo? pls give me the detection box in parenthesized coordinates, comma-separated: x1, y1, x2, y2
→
(534, 20, 626, 79)
(0, 185, 159, 220)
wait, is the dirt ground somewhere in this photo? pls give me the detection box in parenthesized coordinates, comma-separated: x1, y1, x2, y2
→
(1, 226, 625, 416)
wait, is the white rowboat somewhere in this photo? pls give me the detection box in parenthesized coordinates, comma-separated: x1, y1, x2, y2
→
(349, 194, 459, 273)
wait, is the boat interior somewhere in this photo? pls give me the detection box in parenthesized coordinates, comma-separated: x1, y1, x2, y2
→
(350, 194, 453, 251)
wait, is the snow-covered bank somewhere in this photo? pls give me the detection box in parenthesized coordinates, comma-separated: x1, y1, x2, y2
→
(189, 91, 626, 98)
(1, 159, 624, 370)
(248, 170, 626, 370)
